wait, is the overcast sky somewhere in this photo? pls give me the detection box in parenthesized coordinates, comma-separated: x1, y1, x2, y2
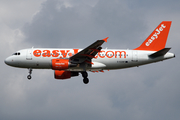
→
(1, 0, 180, 120)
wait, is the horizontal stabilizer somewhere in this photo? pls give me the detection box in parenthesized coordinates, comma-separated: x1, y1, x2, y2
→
(149, 48, 171, 58)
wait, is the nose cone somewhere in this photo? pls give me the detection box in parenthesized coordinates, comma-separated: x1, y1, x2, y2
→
(4, 57, 11, 65)
(5, 56, 21, 68)
(4, 57, 15, 67)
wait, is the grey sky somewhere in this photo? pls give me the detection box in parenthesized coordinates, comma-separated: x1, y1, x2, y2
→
(1, 0, 180, 120)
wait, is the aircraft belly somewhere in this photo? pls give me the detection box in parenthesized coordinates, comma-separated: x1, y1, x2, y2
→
(20, 58, 51, 69)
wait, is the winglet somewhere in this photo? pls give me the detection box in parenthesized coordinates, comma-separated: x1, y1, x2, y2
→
(103, 37, 109, 42)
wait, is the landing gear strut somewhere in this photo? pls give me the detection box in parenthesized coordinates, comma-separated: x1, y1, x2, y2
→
(81, 71, 89, 84)
(27, 68, 32, 80)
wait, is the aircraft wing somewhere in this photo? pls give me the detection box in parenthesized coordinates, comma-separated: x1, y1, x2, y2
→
(69, 37, 108, 64)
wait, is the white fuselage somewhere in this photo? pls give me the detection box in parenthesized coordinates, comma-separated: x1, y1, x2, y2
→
(4, 48, 175, 71)
(4, 21, 175, 84)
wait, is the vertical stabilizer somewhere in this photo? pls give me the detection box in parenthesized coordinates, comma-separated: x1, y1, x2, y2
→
(134, 21, 172, 51)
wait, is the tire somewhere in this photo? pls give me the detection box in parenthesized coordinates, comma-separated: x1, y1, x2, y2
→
(83, 78, 89, 84)
(27, 75, 31, 80)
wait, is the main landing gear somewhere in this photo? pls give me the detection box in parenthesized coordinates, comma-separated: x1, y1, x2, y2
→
(27, 68, 32, 80)
(81, 71, 89, 84)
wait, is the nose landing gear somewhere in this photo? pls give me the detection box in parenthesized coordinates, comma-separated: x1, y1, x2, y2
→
(27, 68, 32, 80)
(81, 71, 89, 84)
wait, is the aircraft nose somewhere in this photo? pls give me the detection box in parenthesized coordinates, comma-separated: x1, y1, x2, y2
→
(4, 57, 12, 65)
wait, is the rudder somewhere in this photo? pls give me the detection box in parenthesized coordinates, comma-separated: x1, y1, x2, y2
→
(134, 21, 172, 51)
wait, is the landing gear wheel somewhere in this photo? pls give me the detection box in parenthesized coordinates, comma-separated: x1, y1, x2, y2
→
(27, 75, 31, 80)
(81, 72, 89, 84)
(27, 68, 33, 80)
(83, 78, 89, 84)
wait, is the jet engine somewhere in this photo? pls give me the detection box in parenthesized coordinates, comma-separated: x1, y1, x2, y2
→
(51, 59, 77, 70)
(54, 70, 79, 79)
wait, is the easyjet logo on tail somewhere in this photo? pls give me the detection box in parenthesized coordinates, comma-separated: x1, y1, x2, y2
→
(146, 24, 166, 46)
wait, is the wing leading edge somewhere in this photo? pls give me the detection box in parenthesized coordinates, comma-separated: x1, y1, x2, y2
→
(69, 37, 108, 65)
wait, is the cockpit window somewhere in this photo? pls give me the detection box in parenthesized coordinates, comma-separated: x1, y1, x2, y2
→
(13, 52, 20, 55)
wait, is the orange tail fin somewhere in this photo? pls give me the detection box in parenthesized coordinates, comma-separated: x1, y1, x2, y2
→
(134, 21, 172, 51)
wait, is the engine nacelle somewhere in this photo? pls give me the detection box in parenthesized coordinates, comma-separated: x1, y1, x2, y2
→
(54, 70, 79, 79)
(51, 59, 77, 70)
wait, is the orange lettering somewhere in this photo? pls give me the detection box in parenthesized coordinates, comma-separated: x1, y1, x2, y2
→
(60, 50, 70, 58)
(42, 50, 51, 57)
(115, 51, 126, 58)
(98, 51, 105, 58)
(106, 51, 114, 58)
(33, 49, 127, 59)
(33, 50, 41, 57)
(52, 50, 59, 57)
(69, 53, 73, 57)
(73, 49, 79, 55)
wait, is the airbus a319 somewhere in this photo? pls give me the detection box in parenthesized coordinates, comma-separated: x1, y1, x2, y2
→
(4, 21, 175, 84)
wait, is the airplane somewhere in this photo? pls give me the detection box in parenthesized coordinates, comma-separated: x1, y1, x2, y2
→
(4, 21, 175, 84)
